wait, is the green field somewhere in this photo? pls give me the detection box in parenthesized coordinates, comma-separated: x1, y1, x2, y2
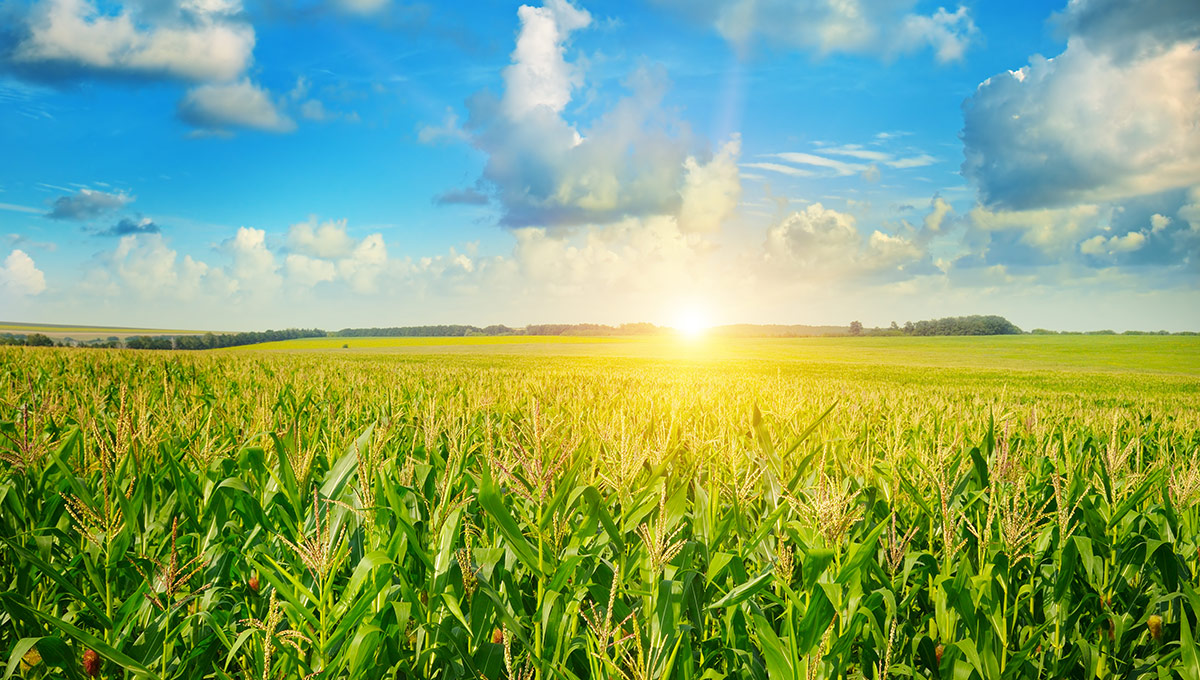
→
(250, 334, 1200, 376)
(0, 322, 209, 340)
(243, 335, 628, 350)
(1, 338, 1198, 678)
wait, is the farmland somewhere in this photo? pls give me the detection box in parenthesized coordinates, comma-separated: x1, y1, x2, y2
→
(2, 336, 1199, 678)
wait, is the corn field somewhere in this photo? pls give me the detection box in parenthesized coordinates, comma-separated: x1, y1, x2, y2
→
(2, 346, 1199, 678)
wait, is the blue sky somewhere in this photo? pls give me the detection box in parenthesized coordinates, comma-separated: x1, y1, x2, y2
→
(1, 0, 1197, 331)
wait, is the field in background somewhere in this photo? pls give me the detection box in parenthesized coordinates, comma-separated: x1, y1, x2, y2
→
(0, 321, 210, 341)
(242, 335, 628, 350)
(1, 338, 1198, 678)
(244, 334, 1200, 377)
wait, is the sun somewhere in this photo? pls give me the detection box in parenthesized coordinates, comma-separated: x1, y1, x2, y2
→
(674, 304, 711, 339)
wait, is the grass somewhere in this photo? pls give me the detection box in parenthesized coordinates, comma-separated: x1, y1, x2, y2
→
(246, 334, 1200, 376)
(1, 338, 1198, 679)
(242, 335, 628, 350)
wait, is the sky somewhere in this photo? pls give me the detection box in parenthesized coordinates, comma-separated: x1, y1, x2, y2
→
(0, 0, 1198, 332)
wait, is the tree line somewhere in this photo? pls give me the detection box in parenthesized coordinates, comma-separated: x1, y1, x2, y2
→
(3, 314, 1196, 350)
(0, 328, 325, 350)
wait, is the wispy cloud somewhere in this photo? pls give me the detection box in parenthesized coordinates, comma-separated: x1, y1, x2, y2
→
(0, 202, 42, 215)
(772, 152, 866, 177)
(741, 162, 815, 178)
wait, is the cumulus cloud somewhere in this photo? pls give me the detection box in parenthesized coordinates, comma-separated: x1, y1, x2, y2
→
(178, 79, 295, 132)
(894, 6, 976, 63)
(92, 232, 231, 300)
(98, 216, 160, 236)
(45, 188, 132, 220)
(87, 221, 395, 303)
(287, 217, 355, 258)
(220, 226, 282, 294)
(678, 135, 742, 234)
(1052, 0, 1200, 63)
(962, 2, 1200, 210)
(1080, 231, 1146, 256)
(510, 215, 709, 296)
(3, 0, 254, 83)
(463, 0, 740, 233)
(657, 0, 977, 62)
(964, 203, 1106, 262)
(762, 202, 929, 280)
(282, 217, 390, 291)
(501, 0, 592, 119)
(337, 233, 388, 293)
(0, 249, 47, 295)
(923, 196, 953, 234)
(285, 253, 337, 287)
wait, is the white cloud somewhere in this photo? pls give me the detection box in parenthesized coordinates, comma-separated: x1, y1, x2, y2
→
(962, 16, 1200, 209)
(0, 202, 46, 215)
(510, 214, 707, 297)
(679, 135, 742, 234)
(772, 151, 865, 177)
(287, 217, 355, 258)
(96, 233, 231, 300)
(285, 254, 337, 287)
(822, 145, 891, 162)
(923, 196, 953, 233)
(502, 0, 592, 118)
(760, 146, 937, 180)
(220, 226, 282, 294)
(664, 0, 977, 61)
(893, 6, 976, 63)
(10, 0, 254, 83)
(465, 1, 739, 232)
(887, 154, 936, 169)
(110, 233, 179, 292)
(178, 79, 295, 133)
(741, 162, 815, 178)
(765, 203, 860, 269)
(1080, 231, 1147, 256)
(763, 202, 926, 278)
(282, 218, 390, 292)
(337, 233, 388, 293)
(966, 203, 1106, 255)
(0, 249, 47, 295)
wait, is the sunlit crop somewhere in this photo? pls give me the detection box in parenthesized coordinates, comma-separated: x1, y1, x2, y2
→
(2, 343, 1199, 678)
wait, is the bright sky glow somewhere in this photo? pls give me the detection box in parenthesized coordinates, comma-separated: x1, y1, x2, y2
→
(0, 0, 1197, 331)
(674, 303, 711, 339)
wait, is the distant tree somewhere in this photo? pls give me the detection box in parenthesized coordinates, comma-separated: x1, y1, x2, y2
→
(903, 321, 914, 335)
(849, 321, 863, 336)
(890, 321, 899, 331)
(907, 315, 1022, 336)
(26, 333, 54, 347)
